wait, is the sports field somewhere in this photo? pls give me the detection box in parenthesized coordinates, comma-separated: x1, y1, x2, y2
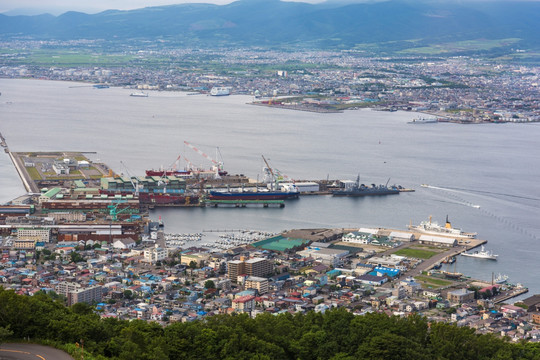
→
(252, 235, 309, 251)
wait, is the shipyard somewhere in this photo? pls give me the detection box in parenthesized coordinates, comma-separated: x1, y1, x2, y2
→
(7, 148, 414, 210)
(0, 82, 539, 346)
(0, 137, 536, 338)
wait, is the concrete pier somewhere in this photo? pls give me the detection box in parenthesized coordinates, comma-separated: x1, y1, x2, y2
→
(206, 199, 285, 208)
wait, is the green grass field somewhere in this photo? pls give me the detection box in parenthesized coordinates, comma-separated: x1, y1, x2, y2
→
(414, 275, 453, 289)
(4, 49, 137, 67)
(25, 167, 42, 180)
(394, 248, 438, 259)
(399, 38, 521, 55)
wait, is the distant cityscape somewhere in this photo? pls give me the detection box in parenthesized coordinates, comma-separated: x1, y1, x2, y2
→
(1, 42, 539, 123)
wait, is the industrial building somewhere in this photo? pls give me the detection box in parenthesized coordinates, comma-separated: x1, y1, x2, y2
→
(101, 176, 186, 193)
(418, 235, 457, 247)
(296, 247, 349, 266)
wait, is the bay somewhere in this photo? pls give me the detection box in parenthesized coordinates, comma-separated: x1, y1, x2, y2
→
(1, 78, 539, 297)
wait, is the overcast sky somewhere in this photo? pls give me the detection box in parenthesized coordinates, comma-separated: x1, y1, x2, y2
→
(0, 0, 326, 15)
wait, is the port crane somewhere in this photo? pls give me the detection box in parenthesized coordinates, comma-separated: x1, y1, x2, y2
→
(120, 161, 140, 195)
(107, 200, 130, 221)
(262, 155, 293, 183)
(273, 167, 294, 183)
(183, 141, 226, 177)
(261, 155, 280, 190)
(165, 154, 183, 174)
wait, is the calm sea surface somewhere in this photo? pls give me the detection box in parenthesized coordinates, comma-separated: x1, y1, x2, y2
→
(1, 79, 539, 297)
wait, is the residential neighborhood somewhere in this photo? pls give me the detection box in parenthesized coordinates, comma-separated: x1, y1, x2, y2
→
(1, 219, 539, 343)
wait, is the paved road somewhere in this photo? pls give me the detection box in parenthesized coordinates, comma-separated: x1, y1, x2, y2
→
(380, 245, 469, 289)
(404, 245, 469, 278)
(0, 344, 74, 360)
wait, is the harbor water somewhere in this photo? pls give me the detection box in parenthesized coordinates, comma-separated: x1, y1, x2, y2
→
(1, 79, 539, 296)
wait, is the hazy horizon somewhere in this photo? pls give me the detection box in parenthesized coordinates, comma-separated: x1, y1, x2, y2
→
(0, 0, 325, 16)
(3, 0, 533, 16)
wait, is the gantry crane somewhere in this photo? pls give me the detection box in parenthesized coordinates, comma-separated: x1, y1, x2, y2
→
(261, 155, 295, 190)
(120, 161, 139, 195)
(183, 140, 227, 177)
(107, 200, 130, 221)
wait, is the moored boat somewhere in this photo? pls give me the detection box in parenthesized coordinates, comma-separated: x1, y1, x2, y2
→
(461, 245, 498, 260)
(495, 273, 508, 284)
(130, 91, 148, 97)
(208, 188, 299, 201)
(408, 215, 477, 238)
(331, 175, 400, 197)
(210, 87, 230, 96)
(407, 117, 438, 124)
(145, 169, 193, 177)
(441, 270, 463, 279)
(209, 155, 299, 201)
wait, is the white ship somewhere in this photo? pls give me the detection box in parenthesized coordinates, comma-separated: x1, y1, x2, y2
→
(407, 117, 438, 124)
(494, 273, 508, 284)
(461, 245, 498, 260)
(130, 91, 148, 97)
(408, 215, 477, 239)
(210, 87, 230, 96)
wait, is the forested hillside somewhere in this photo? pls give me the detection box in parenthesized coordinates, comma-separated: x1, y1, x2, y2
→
(1, 289, 539, 359)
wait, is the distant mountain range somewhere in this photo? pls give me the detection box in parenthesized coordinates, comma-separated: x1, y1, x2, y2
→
(1, 0, 539, 51)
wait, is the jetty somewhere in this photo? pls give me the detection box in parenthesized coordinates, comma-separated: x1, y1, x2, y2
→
(206, 199, 285, 208)
(494, 287, 529, 304)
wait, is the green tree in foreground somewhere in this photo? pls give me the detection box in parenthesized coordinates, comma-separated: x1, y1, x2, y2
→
(0, 288, 539, 360)
(0, 325, 13, 345)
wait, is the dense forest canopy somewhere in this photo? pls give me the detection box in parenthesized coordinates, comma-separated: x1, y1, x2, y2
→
(1, 288, 539, 359)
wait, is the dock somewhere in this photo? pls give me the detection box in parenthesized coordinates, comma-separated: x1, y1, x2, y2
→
(206, 199, 285, 208)
(493, 287, 529, 304)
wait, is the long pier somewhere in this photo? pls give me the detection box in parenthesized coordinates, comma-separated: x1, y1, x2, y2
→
(8, 152, 39, 193)
(493, 287, 529, 304)
(203, 229, 247, 232)
(1, 134, 39, 193)
(206, 199, 285, 208)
